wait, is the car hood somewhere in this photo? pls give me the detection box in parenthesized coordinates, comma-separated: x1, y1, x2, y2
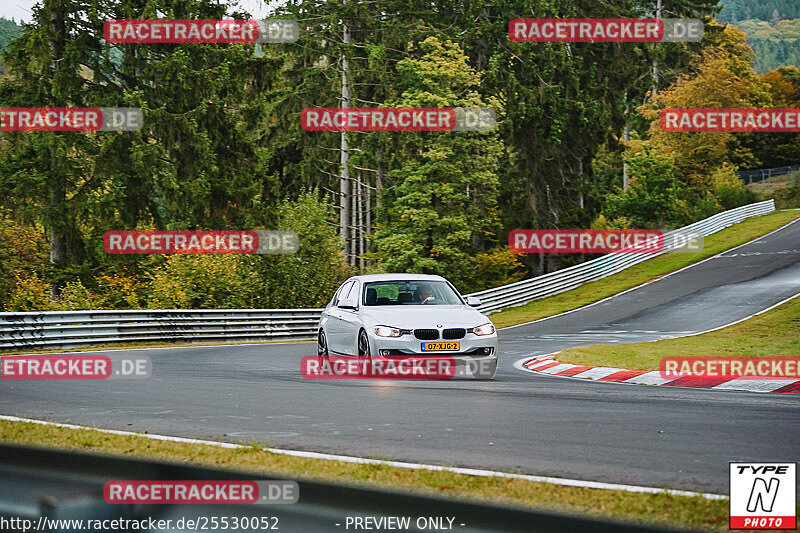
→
(358, 305, 491, 329)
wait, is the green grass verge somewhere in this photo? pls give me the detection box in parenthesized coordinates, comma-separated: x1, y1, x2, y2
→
(558, 294, 800, 370)
(490, 210, 800, 329)
(0, 419, 729, 531)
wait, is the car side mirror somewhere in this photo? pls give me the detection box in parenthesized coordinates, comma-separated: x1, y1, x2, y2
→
(466, 296, 481, 307)
(338, 297, 357, 310)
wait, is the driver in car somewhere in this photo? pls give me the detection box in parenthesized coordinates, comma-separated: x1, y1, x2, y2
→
(416, 286, 435, 304)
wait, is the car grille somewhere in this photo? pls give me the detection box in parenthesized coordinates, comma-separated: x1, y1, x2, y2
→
(413, 329, 439, 340)
(442, 328, 466, 340)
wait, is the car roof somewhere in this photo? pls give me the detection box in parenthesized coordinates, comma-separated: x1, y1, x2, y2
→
(347, 273, 448, 283)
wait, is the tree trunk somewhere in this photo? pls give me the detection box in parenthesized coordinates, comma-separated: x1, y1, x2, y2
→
(48, 172, 67, 269)
(49, 2, 67, 299)
(339, 21, 351, 264)
(350, 168, 357, 267)
(365, 177, 371, 267)
(375, 147, 383, 209)
(623, 100, 630, 190)
(357, 171, 364, 270)
(651, 0, 663, 100)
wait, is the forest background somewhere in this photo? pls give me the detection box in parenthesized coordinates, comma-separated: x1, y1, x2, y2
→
(0, 0, 798, 312)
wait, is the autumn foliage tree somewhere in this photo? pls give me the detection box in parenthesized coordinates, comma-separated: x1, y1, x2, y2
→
(640, 24, 772, 189)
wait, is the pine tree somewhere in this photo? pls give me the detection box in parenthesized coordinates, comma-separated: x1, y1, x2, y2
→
(0, 0, 284, 291)
(373, 37, 505, 290)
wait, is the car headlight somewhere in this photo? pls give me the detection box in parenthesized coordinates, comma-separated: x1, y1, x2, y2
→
(374, 326, 402, 337)
(471, 323, 495, 336)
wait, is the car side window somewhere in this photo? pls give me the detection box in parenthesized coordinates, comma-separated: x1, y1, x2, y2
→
(331, 281, 353, 307)
(345, 281, 360, 307)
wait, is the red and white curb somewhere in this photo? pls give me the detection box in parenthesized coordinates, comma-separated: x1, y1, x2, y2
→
(520, 354, 800, 394)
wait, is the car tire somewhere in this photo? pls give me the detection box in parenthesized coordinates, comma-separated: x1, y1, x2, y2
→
(317, 329, 330, 364)
(357, 329, 371, 374)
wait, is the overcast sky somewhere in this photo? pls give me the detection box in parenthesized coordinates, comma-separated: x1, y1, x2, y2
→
(2, 0, 280, 23)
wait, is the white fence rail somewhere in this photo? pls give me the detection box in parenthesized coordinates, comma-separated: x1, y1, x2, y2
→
(0, 309, 323, 349)
(470, 200, 775, 314)
(0, 200, 775, 350)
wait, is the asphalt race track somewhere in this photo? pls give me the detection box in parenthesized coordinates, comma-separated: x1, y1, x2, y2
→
(2, 220, 799, 494)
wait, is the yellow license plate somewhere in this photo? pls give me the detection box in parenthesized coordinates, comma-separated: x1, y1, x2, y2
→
(421, 342, 460, 352)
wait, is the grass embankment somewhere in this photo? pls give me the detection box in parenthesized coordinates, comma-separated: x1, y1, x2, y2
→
(490, 209, 800, 329)
(558, 294, 800, 370)
(0, 418, 729, 531)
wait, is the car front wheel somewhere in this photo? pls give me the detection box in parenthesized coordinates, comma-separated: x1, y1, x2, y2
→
(317, 329, 330, 364)
(357, 330, 371, 373)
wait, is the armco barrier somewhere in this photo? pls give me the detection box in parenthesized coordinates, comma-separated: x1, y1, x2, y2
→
(0, 309, 323, 349)
(0, 200, 775, 350)
(470, 199, 775, 313)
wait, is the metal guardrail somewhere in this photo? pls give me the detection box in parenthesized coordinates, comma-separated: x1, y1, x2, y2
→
(0, 443, 682, 533)
(0, 200, 775, 350)
(738, 164, 799, 185)
(470, 200, 775, 313)
(0, 309, 323, 350)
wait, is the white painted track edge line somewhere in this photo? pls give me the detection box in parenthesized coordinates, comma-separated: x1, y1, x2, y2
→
(667, 291, 800, 340)
(517, 289, 800, 357)
(499, 216, 800, 331)
(0, 414, 726, 500)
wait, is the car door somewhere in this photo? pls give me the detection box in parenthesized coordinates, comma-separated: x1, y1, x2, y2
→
(336, 280, 362, 355)
(325, 280, 352, 354)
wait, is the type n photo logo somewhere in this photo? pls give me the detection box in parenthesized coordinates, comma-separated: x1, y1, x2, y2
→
(730, 463, 796, 530)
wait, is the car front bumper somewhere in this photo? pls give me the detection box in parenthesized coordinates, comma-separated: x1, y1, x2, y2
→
(366, 331, 498, 379)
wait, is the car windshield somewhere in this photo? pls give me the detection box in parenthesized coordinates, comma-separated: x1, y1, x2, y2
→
(363, 280, 463, 306)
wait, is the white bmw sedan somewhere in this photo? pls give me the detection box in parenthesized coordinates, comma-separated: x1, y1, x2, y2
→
(316, 273, 498, 379)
